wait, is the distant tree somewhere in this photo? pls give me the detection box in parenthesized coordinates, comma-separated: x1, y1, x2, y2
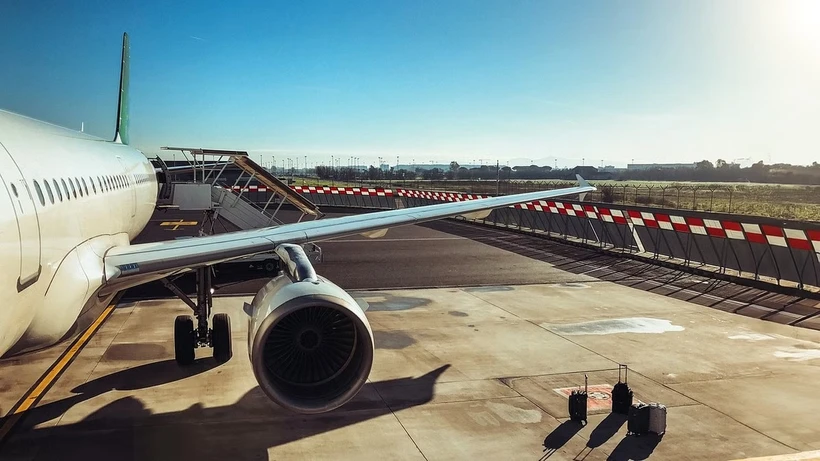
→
(315, 165, 331, 179)
(716, 159, 727, 168)
(696, 160, 714, 170)
(449, 161, 460, 172)
(422, 168, 444, 180)
(367, 165, 382, 180)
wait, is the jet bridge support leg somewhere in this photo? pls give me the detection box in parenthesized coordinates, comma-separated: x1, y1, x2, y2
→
(162, 267, 232, 365)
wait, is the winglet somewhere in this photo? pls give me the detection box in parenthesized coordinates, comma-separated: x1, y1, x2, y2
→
(576, 174, 591, 201)
(113, 32, 130, 144)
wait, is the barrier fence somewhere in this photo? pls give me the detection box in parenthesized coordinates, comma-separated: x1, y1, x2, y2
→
(222, 184, 820, 293)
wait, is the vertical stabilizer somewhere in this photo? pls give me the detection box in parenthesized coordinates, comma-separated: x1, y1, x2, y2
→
(113, 33, 130, 144)
(576, 174, 590, 201)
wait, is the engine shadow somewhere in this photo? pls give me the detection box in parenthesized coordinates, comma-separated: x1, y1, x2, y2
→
(2, 362, 450, 460)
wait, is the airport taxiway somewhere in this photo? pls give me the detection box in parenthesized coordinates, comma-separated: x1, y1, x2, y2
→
(2, 214, 820, 460)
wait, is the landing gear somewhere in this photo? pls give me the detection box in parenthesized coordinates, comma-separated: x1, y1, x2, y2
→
(174, 315, 195, 365)
(163, 266, 233, 365)
(212, 313, 232, 363)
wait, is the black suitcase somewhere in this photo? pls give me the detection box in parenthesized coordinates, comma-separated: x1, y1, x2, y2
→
(569, 374, 588, 424)
(612, 364, 633, 414)
(628, 403, 651, 436)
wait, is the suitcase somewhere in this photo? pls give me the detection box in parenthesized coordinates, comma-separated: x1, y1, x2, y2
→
(648, 403, 667, 435)
(568, 374, 588, 424)
(627, 403, 651, 436)
(611, 364, 633, 415)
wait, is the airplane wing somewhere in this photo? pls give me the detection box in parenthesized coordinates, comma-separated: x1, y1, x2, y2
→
(102, 182, 594, 291)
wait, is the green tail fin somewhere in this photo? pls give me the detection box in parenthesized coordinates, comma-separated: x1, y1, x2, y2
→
(114, 32, 130, 144)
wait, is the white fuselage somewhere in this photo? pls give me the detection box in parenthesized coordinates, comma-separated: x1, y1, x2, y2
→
(0, 110, 157, 357)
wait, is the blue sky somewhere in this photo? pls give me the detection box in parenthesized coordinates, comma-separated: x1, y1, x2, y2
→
(1, 0, 818, 167)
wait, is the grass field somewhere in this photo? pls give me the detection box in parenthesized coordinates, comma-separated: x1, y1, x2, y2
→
(383, 179, 820, 222)
(287, 176, 820, 223)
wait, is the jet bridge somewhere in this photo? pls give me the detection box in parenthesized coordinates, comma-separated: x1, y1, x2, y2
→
(159, 147, 323, 221)
(153, 147, 324, 270)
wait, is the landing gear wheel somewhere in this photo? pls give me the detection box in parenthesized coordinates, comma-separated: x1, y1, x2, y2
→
(174, 315, 195, 365)
(212, 313, 232, 363)
(263, 259, 278, 273)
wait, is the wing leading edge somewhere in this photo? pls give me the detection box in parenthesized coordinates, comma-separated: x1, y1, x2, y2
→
(103, 183, 594, 290)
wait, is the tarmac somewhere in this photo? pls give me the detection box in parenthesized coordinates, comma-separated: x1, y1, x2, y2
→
(2, 211, 820, 460)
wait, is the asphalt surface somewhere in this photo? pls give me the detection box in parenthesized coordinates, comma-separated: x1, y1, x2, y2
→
(4, 207, 820, 460)
(122, 208, 820, 332)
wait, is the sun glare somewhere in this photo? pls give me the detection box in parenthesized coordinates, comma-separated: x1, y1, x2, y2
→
(786, 0, 820, 50)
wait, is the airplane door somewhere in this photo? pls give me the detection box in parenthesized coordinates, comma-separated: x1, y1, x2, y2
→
(0, 141, 42, 288)
(116, 157, 137, 218)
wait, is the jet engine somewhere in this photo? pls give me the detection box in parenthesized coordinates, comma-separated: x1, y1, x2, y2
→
(245, 244, 374, 414)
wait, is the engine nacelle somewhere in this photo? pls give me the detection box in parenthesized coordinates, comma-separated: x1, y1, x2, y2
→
(246, 245, 373, 414)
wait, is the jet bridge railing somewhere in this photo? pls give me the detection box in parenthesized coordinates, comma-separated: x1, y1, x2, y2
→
(231, 185, 396, 210)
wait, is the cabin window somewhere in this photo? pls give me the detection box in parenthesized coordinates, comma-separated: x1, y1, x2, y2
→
(81, 177, 89, 195)
(10, 183, 18, 197)
(69, 178, 77, 198)
(90, 177, 96, 194)
(52, 179, 62, 201)
(97, 176, 102, 192)
(43, 180, 54, 204)
(61, 179, 71, 200)
(74, 178, 83, 197)
(33, 180, 45, 206)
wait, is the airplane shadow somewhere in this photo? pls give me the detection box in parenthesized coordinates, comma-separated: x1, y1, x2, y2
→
(14, 358, 219, 430)
(2, 361, 450, 461)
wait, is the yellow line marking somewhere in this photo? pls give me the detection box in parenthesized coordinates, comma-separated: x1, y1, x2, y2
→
(0, 302, 117, 444)
(160, 220, 198, 231)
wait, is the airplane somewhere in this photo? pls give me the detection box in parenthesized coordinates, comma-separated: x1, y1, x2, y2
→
(0, 33, 594, 415)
